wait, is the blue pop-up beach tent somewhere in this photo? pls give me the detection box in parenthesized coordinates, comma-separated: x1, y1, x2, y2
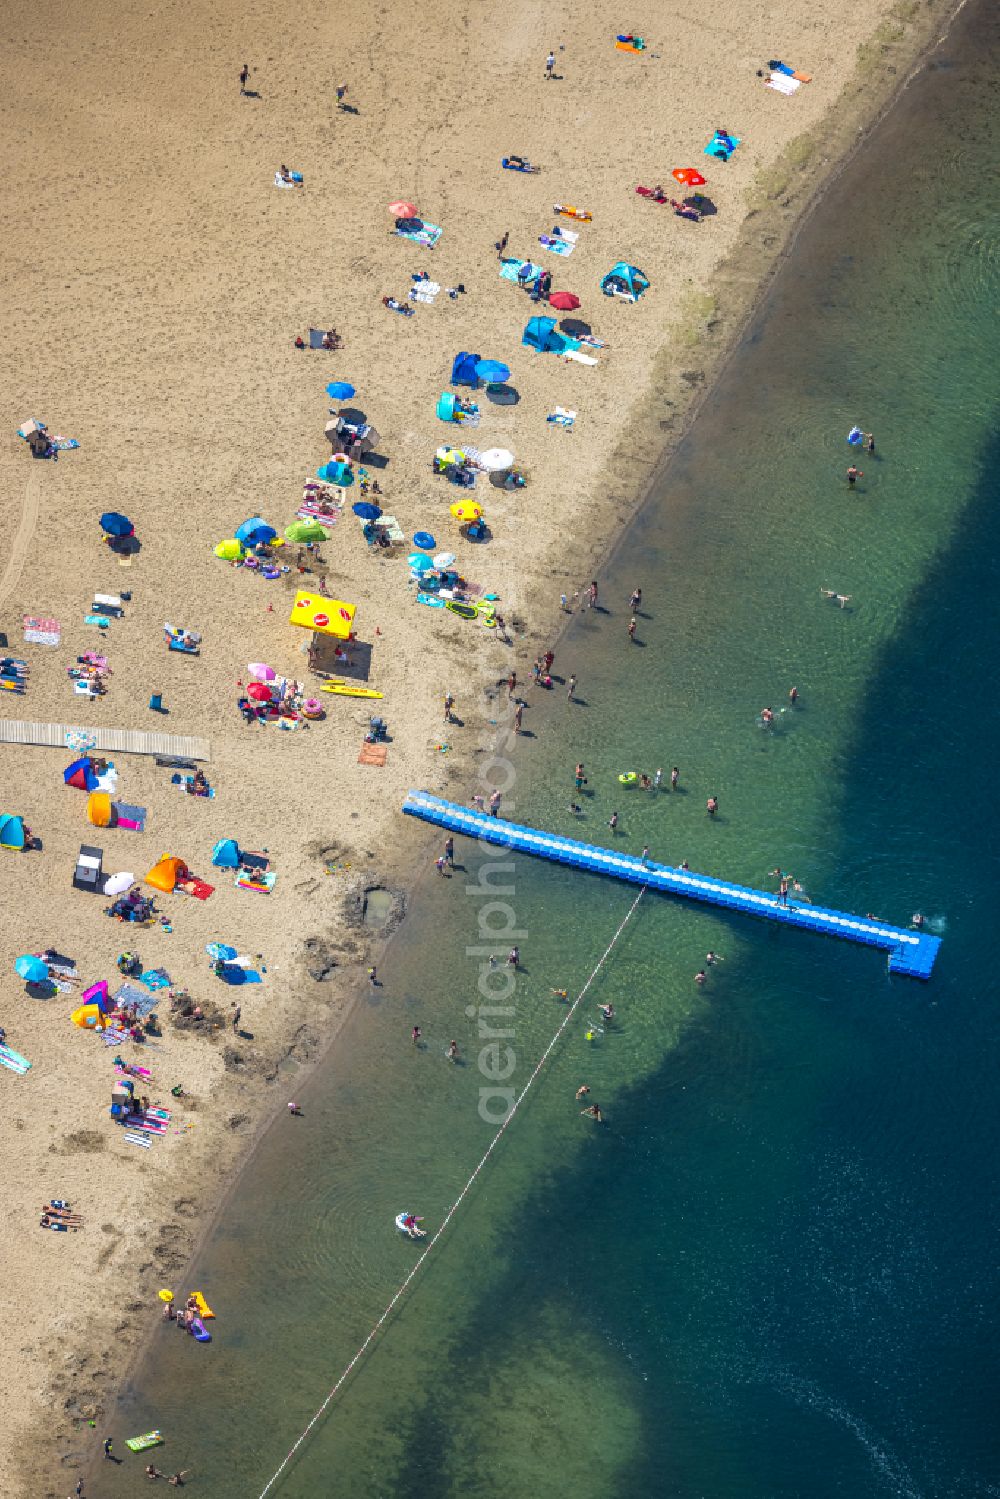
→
(0, 814, 27, 850)
(521, 316, 577, 355)
(450, 352, 482, 387)
(211, 838, 241, 869)
(600, 262, 649, 301)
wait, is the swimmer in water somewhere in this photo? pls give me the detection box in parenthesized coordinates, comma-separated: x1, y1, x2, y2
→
(760, 706, 774, 725)
(911, 912, 925, 929)
(706, 951, 723, 965)
(821, 588, 852, 608)
(847, 464, 862, 486)
(706, 795, 718, 816)
(788, 685, 799, 705)
(599, 1003, 614, 1023)
(575, 1085, 590, 1100)
(581, 1103, 603, 1122)
(670, 766, 679, 789)
(551, 987, 569, 1001)
(569, 802, 582, 815)
(694, 969, 707, 985)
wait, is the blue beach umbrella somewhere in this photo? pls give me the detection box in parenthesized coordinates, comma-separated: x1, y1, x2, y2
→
(326, 382, 357, 401)
(475, 359, 510, 385)
(408, 554, 433, 573)
(235, 517, 277, 546)
(352, 502, 382, 521)
(99, 511, 134, 537)
(412, 531, 436, 550)
(15, 954, 48, 983)
(206, 942, 238, 962)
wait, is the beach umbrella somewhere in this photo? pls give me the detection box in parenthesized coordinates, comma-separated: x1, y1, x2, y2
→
(672, 167, 706, 186)
(451, 500, 483, 522)
(206, 942, 238, 962)
(100, 512, 134, 537)
(352, 501, 382, 521)
(285, 520, 327, 544)
(412, 531, 436, 550)
(408, 554, 434, 573)
(247, 681, 272, 701)
(433, 552, 456, 570)
(15, 954, 48, 983)
(548, 291, 581, 311)
(247, 662, 276, 681)
(103, 871, 135, 897)
(388, 200, 418, 218)
(478, 448, 515, 472)
(475, 359, 511, 385)
(215, 539, 246, 561)
(326, 381, 356, 401)
(235, 518, 277, 546)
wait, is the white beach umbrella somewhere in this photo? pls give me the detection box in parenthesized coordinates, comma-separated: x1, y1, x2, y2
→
(478, 448, 514, 472)
(433, 552, 457, 569)
(104, 871, 135, 897)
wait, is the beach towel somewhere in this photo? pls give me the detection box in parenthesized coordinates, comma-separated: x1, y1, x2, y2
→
(273, 171, 303, 188)
(0, 1044, 31, 1074)
(130, 1115, 167, 1134)
(236, 870, 277, 893)
(23, 615, 61, 646)
(410, 280, 441, 304)
(74, 680, 100, 697)
(539, 229, 577, 257)
(50, 436, 79, 451)
(358, 740, 388, 766)
(560, 349, 598, 366)
(547, 407, 576, 428)
(112, 983, 150, 1010)
(297, 501, 342, 527)
(770, 60, 812, 81)
(85, 614, 111, 629)
(307, 328, 327, 349)
(139, 968, 170, 992)
(177, 877, 215, 900)
(112, 801, 146, 831)
(395, 222, 442, 248)
(704, 131, 741, 160)
(765, 72, 801, 94)
(124, 1131, 152, 1148)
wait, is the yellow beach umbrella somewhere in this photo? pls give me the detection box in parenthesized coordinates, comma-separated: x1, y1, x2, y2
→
(450, 500, 483, 523)
(288, 590, 357, 640)
(214, 539, 246, 561)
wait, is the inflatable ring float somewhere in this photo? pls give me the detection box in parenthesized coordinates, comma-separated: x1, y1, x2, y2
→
(618, 771, 638, 785)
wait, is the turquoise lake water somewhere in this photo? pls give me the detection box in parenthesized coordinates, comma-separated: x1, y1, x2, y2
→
(103, 5, 1000, 1494)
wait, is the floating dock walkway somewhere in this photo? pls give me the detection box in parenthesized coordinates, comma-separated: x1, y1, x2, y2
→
(403, 792, 941, 980)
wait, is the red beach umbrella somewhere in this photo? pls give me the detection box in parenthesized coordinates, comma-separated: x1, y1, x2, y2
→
(548, 291, 581, 311)
(388, 200, 418, 217)
(672, 168, 706, 187)
(247, 681, 272, 702)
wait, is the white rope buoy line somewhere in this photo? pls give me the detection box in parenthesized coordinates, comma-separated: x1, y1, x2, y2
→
(256, 885, 648, 1498)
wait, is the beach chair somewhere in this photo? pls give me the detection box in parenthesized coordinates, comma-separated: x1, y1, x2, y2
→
(73, 844, 103, 893)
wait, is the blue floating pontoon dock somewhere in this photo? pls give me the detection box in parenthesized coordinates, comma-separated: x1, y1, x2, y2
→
(403, 792, 941, 980)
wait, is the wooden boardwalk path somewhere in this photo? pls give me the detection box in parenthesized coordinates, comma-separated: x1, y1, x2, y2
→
(0, 718, 211, 761)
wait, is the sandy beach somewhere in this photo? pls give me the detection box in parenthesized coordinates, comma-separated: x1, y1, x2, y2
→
(0, 0, 956, 1492)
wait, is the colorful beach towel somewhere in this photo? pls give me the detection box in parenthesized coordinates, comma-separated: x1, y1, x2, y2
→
(297, 501, 342, 527)
(704, 131, 741, 160)
(538, 232, 576, 257)
(358, 740, 388, 766)
(139, 968, 170, 992)
(23, 616, 61, 646)
(0, 1042, 31, 1074)
(410, 280, 441, 304)
(395, 221, 442, 248)
(123, 1131, 152, 1148)
(235, 870, 277, 894)
(112, 801, 147, 831)
(273, 171, 303, 188)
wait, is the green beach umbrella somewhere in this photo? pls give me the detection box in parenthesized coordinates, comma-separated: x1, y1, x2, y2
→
(284, 521, 327, 544)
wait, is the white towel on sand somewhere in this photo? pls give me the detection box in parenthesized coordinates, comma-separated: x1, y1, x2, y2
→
(766, 73, 801, 94)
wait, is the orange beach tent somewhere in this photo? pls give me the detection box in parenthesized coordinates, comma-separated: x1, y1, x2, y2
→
(87, 791, 112, 827)
(145, 856, 188, 893)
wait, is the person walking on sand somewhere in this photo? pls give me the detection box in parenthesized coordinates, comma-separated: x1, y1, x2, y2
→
(496, 230, 510, 260)
(239, 62, 250, 94)
(627, 616, 637, 643)
(444, 836, 454, 867)
(435, 855, 447, 875)
(444, 692, 455, 722)
(545, 50, 556, 79)
(336, 83, 349, 108)
(847, 464, 862, 487)
(447, 1039, 459, 1061)
(489, 789, 502, 816)
(411, 1026, 422, 1045)
(231, 1002, 241, 1034)
(575, 762, 587, 790)
(367, 965, 378, 987)
(629, 587, 642, 612)
(588, 580, 599, 609)
(507, 945, 520, 968)
(514, 702, 523, 733)
(507, 670, 517, 700)
(608, 811, 619, 832)
(567, 674, 577, 701)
